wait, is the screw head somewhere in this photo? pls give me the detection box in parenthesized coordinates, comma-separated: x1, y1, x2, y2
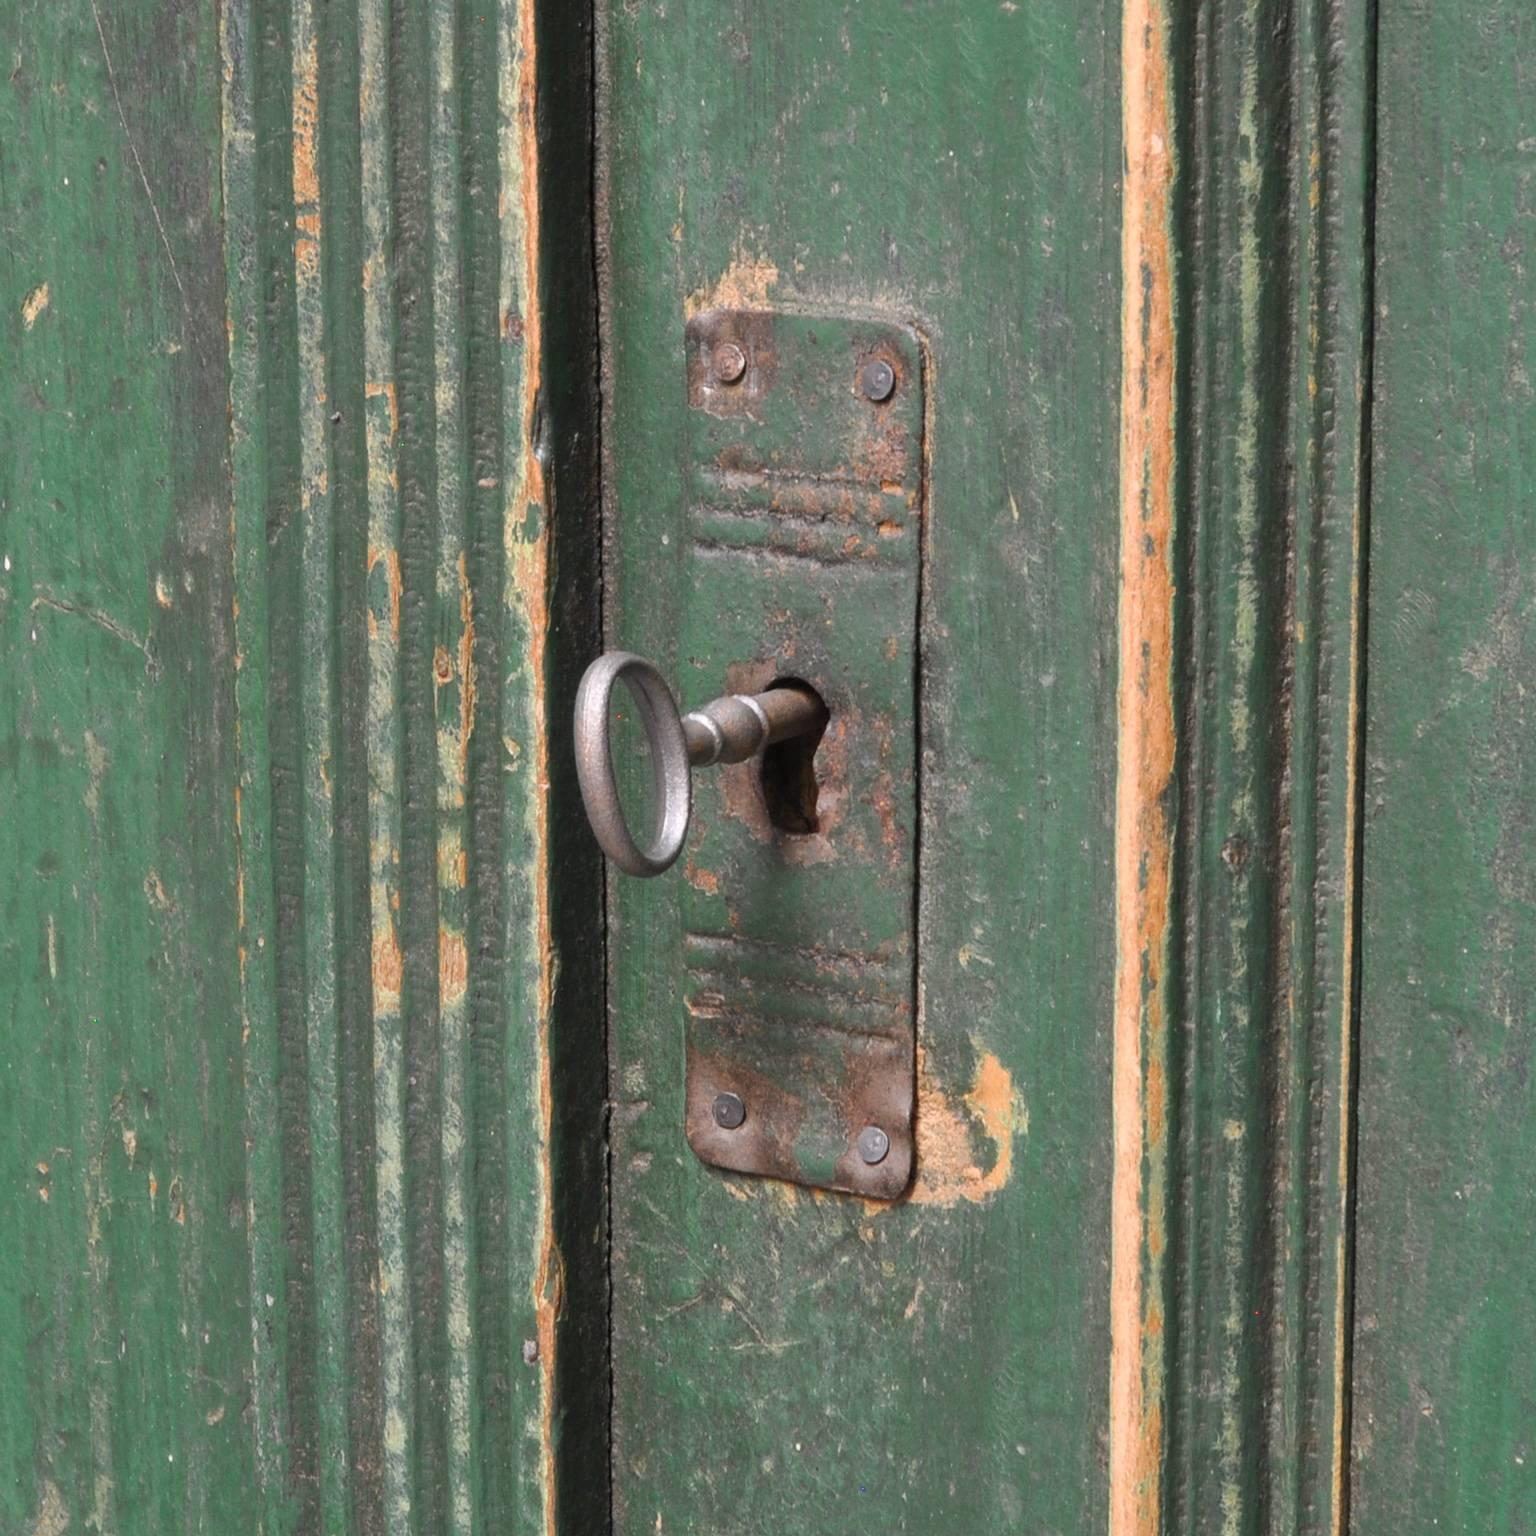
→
(860, 359, 896, 403)
(712, 341, 747, 385)
(712, 1091, 747, 1130)
(856, 1124, 891, 1165)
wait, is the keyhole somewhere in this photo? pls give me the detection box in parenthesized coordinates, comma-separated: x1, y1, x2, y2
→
(759, 679, 828, 835)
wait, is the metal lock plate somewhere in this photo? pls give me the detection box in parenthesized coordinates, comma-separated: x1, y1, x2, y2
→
(679, 308, 923, 1199)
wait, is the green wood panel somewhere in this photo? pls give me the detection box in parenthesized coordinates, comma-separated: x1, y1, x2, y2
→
(1, 3, 603, 1533)
(600, 3, 1121, 1529)
(1, 3, 250, 1528)
(1353, 2, 1536, 1529)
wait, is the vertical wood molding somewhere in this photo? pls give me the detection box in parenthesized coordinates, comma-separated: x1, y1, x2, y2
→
(220, 0, 603, 1531)
(1113, 1, 1374, 1531)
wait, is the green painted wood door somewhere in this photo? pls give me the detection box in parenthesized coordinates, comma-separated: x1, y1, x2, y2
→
(3, 1, 1533, 1533)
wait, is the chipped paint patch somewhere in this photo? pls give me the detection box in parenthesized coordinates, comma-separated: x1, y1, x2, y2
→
(684, 252, 780, 319)
(27, 1479, 69, 1536)
(437, 828, 467, 889)
(501, 0, 562, 1524)
(908, 1045, 1026, 1207)
(368, 545, 402, 641)
(371, 917, 403, 1012)
(21, 282, 51, 330)
(438, 927, 468, 1008)
(458, 551, 477, 773)
(1112, 0, 1178, 1531)
(83, 728, 109, 818)
(366, 378, 400, 437)
(291, 31, 320, 207)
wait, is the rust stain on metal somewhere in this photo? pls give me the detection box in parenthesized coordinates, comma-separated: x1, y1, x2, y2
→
(687, 309, 778, 418)
(1112, 0, 1177, 1531)
(680, 310, 923, 1199)
(868, 769, 904, 862)
(684, 1046, 811, 1185)
(850, 417, 912, 489)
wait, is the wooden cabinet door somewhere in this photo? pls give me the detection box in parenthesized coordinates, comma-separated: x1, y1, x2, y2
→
(3, 1, 1533, 1533)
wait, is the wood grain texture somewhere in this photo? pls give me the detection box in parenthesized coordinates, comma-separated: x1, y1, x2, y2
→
(1352, 2, 1536, 1529)
(600, 2, 1121, 1529)
(0, 2, 603, 1532)
(2, 3, 247, 1529)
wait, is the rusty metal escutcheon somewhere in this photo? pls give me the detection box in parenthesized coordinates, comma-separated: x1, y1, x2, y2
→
(676, 307, 924, 1200)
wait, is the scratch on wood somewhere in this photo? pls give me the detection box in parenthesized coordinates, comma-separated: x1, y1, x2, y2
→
(1112, 0, 1177, 1530)
(89, 0, 188, 310)
(31, 590, 160, 677)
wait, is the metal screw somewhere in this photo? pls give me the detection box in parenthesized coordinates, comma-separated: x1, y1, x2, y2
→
(713, 342, 747, 385)
(860, 359, 896, 403)
(713, 1091, 747, 1129)
(856, 1124, 890, 1165)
